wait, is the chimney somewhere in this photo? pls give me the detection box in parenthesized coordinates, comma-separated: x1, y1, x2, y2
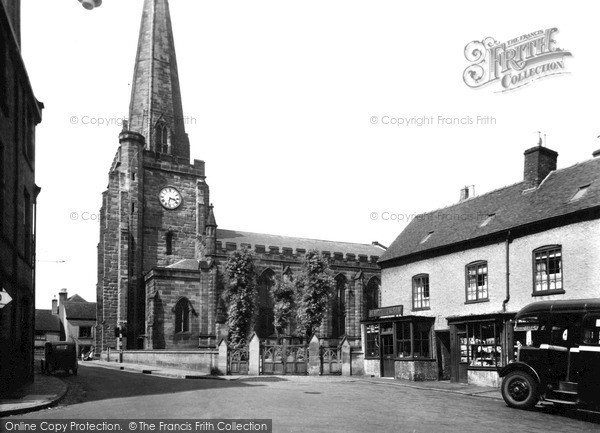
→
(459, 185, 474, 202)
(51, 297, 58, 315)
(58, 289, 68, 307)
(523, 145, 558, 188)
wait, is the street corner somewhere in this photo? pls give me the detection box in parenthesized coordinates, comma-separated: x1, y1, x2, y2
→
(0, 373, 68, 417)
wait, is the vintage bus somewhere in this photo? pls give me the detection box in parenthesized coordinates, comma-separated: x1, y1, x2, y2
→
(499, 299, 600, 413)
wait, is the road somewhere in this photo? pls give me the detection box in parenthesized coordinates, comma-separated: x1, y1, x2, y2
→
(6, 364, 599, 432)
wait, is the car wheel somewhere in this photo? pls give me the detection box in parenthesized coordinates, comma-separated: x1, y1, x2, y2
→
(501, 371, 539, 409)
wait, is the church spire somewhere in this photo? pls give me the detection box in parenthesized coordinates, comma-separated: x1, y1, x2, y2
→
(128, 0, 190, 160)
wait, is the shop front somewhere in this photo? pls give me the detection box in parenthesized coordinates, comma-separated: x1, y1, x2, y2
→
(362, 305, 437, 380)
(448, 313, 516, 387)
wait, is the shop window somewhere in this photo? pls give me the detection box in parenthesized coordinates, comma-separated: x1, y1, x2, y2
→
(79, 326, 92, 338)
(412, 274, 430, 310)
(396, 322, 411, 357)
(365, 324, 380, 358)
(394, 320, 432, 359)
(175, 298, 191, 333)
(460, 322, 502, 368)
(533, 246, 563, 294)
(414, 321, 431, 358)
(465, 261, 488, 302)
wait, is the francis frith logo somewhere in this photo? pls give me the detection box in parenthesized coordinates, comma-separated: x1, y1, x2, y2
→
(463, 28, 572, 92)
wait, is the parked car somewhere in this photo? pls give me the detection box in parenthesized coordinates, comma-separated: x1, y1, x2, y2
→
(40, 341, 78, 375)
(499, 299, 600, 413)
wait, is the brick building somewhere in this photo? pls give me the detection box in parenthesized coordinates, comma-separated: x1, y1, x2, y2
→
(373, 145, 600, 386)
(0, 0, 43, 394)
(96, 0, 382, 354)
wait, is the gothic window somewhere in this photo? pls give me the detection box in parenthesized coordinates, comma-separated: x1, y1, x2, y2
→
(174, 298, 191, 333)
(166, 231, 173, 255)
(331, 274, 346, 339)
(364, 276, 380, 319)
(256, 269, 276, 338)
(154, 122, 170, 154)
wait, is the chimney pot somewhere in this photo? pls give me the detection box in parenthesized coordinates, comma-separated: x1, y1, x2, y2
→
(459, 186, 471, 202)
(58, 289, 68, 307)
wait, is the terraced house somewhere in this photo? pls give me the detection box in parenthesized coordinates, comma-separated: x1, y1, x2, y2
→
(371, 145, 600, 386)
(0, 0, 43, 394)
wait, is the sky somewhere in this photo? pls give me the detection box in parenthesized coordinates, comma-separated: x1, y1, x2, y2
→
(20, 0, 600, 308)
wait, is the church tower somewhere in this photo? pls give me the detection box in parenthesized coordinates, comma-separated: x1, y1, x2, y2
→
(97, 0, 213, 351)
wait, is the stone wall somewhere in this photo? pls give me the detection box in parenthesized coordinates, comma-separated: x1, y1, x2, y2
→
(123, 350, 219, 373)
(394, 360, 438, 381)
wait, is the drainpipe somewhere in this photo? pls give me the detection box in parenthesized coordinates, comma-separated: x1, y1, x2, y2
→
(503, 230, 511, 313)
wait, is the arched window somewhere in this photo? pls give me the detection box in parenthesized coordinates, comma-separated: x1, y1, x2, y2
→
(364, 276, 380, 319)
(166, 231, 173, 256)
(174, 298, 191, 333)
(154, 122, 170, 153)
(331, 274, 346, 339)
(256, 269, 276, 338)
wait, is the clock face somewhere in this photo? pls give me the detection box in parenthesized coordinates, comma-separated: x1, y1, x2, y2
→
(159, 187, 182, 210)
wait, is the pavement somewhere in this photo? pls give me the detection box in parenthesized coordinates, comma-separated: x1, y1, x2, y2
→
(0, 373, 68, 417)
(0, 359, 502, 416)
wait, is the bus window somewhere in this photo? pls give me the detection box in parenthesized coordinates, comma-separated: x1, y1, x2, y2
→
(583, 316, 600, 345)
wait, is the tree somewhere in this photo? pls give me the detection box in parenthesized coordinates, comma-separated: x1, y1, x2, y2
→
(224, 249, 257, 346)
(294, 250, 335, 340)
(272, 276, 295, 338)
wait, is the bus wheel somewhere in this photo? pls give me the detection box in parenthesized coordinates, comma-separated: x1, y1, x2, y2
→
(501, 371, 539, 409)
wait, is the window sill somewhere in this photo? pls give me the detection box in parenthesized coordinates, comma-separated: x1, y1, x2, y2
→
(395, 357, 435, 362)
(412, 307, 431, 312)
(467, 365, 501, 371)
(532, 290, 565, 297)
(464, 299, 489, 305)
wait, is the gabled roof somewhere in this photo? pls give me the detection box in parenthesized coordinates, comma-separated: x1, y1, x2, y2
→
(67, 294, 87, 303)
(380, 156, 600, 264)
(35, 310, 62, 332)
(217, 229, 383, 258)
(64, 302, 96, 320)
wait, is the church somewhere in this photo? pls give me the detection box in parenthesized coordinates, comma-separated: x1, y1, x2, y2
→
(95, 0, 383, 355)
